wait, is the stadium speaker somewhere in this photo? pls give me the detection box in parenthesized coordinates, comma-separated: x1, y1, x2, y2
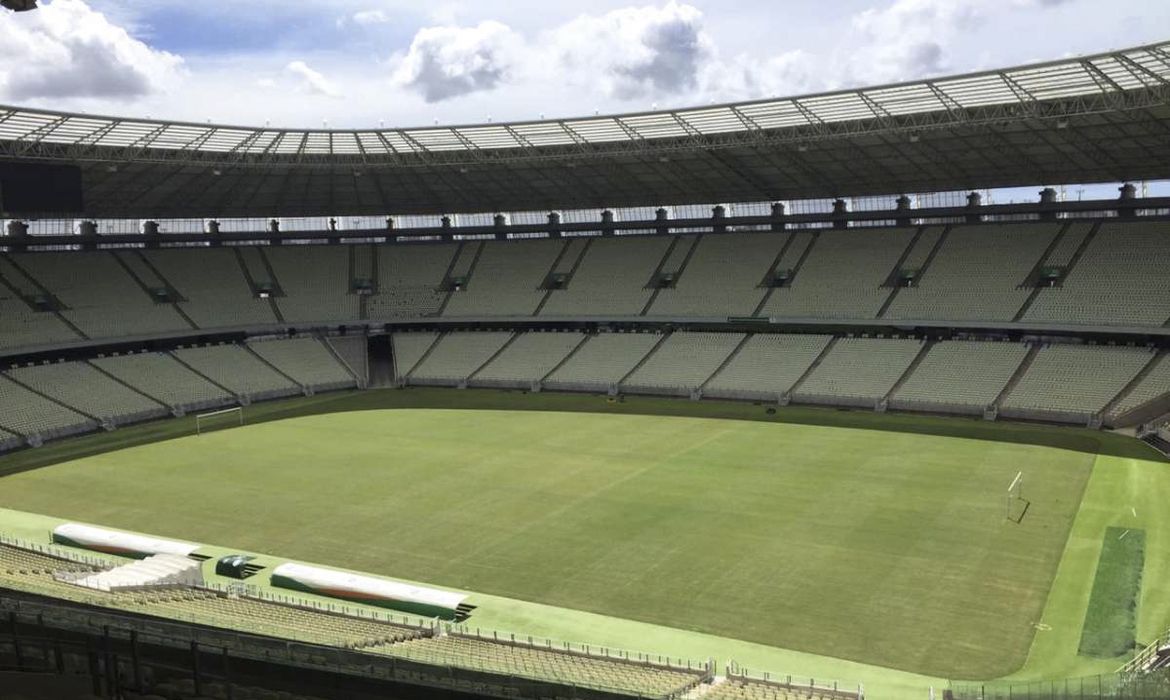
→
(1, 0, 38, 11)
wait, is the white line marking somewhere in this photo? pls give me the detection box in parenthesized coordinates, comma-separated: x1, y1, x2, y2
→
(1132, 507, 1138, 518)
(1118, 529, 1130, 540)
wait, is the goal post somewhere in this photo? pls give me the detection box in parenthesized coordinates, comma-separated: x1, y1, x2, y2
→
(195, 406, 243, 436)
(1006, 471, 1024, 521)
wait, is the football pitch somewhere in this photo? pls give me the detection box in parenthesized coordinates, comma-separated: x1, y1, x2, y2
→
(0, 397, 1101, 680)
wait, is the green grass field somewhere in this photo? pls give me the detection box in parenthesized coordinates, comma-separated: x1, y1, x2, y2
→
(0, 396, 1098, 681)
(1078, 527, 1145, 658)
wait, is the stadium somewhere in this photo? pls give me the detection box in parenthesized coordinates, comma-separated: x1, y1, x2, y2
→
(0, 4, 1169, 700)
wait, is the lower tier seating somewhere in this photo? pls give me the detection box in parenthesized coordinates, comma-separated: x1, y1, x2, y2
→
(621, 332, 746, 395)
(91, 352, 233, 414)
(0, 375, 94, 441)
(1000, 345, 1155, 423)
(407, 332, 515, 384)
(470, 331, 586, 387)
(889, 341, 1029, 415)
(704, 334, 833, 401)
(793, 337, 925, 407)
(6, 361, 166, 426)
(377, 633, 702, 696)
(543, 332, 663, 392)
(391, 332, 440, 380)
(2, 331, 1167, 453)
(249, 337, 357, 391)
(173, 344, 300, 401)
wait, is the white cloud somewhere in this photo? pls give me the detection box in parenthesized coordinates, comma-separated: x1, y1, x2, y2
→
(844, 0, 985, 86)
(392, 20, 520, 102)
(285, 60, 343, 98)
(542, 2, 713, 100)
(352, 9, 391, 25)
(0, 0, 182, 101)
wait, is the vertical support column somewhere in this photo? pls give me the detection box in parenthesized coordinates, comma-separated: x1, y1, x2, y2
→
(655, 207, 669, 236)
(1038, 188, 1058, 221)
(831, 199, 848, 230)
(191, 641, 203, 697)
(712, 205, 727, 234)
(965, 192, 983, 223)
(770, 202, 786, 231)
(1117, 183, 1137, 219)
(600, 209, 615, 237)
(223, 646, 234, 700)
(894, 195, 912, 227)
(131, 629, 143, 693)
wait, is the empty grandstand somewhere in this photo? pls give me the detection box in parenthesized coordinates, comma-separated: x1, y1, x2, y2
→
(0, 29, 1169, 700)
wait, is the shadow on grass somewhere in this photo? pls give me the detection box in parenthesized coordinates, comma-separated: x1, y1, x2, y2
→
(0, 387, 1165, 479)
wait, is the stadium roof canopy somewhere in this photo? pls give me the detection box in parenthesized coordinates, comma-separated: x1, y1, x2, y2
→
(1, 41, 1169, 218)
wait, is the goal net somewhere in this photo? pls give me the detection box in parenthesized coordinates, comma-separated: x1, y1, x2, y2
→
(1006, 471, 1026, 522)
(195, 406, 243, 436)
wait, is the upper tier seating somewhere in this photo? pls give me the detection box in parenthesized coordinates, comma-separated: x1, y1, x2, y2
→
(0, 374, 94, 439)
(540, 236, 669, 317)
(622, 332, 746, 395)
(704, 334, 833, 401)
(1000, 344, 1154, 422)
(471, 331, 586, 387)
(408, 332, 515, 384)
(265, 245, 360, 323)
(889, 341, 1029, 415)
(543, 333, 663, 391)
(391, 332, 440, 379)
(13, 252, 191, 340)
(6, 361, 166, 426)
(367, 243, 456, 319)
(1025, 221, 1170, 327)
(443, 240, 563, 316)
(0, 256, 81, 350)
(144, 248, 277, 328)
(172, 344, 300, 401)
(648, 234, 787, 316)
(763, 228, 915, 319)
(91, 352, 233, 413)
(883, 223, 1059, 321)
(794, 337, 924, 407)
(248, 337, 357, 391)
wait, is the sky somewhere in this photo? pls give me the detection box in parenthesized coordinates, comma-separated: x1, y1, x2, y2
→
(0, 0, 1167, 130)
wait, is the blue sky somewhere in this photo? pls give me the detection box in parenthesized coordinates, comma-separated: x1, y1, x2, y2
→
(0, 0, 1167, 130)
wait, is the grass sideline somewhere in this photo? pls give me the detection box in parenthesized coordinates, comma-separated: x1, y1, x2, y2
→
(0, 404, 1092, 680)
(1078, 527, 1145, 659)
(0, 388, 1161, 479)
